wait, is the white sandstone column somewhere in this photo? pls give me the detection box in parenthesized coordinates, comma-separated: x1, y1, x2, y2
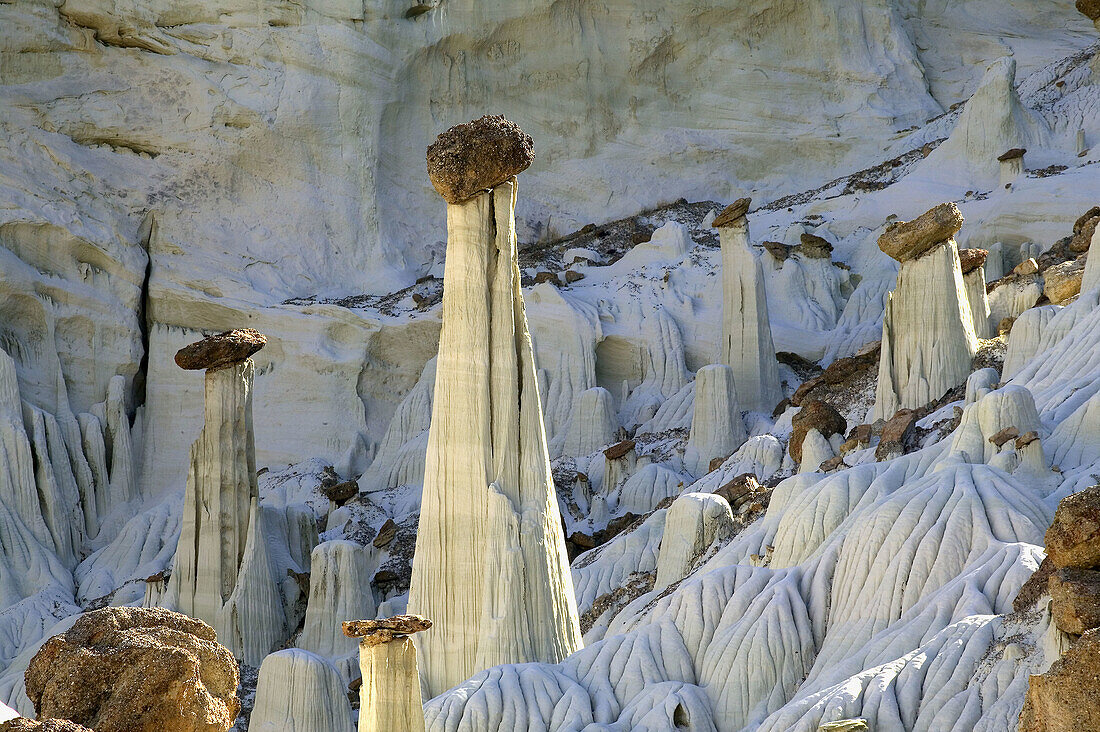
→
(408, 116, 582, 699)
(166, 329, 266, 628)
(345, 616, 432, 732)
(714, 198, 782, 413)
(685, 364, 747, 477)
(873, 203, 978, 420)
(298, 540, 376, 680)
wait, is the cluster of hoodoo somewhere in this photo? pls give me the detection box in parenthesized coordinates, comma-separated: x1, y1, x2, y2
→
(873, 203, 979, 420)
(408, 116, 583, 698)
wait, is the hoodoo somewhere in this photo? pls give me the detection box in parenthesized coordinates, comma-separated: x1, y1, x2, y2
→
(685, 364, 747, 477)
(408, 116, 582, 698)
(346, 616, 432, 732)
(873, 203, 978, 420)
(713, 198, 782, 413)
(164, 329, 266, 629)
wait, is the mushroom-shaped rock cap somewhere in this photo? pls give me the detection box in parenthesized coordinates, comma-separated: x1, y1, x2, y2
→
(712, 198, 751, 228)
(343, 615, 432, 646)
(175, 329, 267, 371)
(997, 147, 1027, 162)
(799, 232, 833, 258)
(878, 202, 964, 262)
(1079, 0, 1100, 20)
(958, 248, 989, 274)
(426, 115, 534, 204)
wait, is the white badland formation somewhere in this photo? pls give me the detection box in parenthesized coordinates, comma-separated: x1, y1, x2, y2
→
(407, 116, 583, 699)
(4, 2, 1100, 731)
(873, 203, 979, 420)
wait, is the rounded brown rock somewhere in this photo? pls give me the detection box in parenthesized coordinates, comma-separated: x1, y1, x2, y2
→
(712, 197, 751, 228)
(174, 329, 267, 371)
(878, 203, 964, 262)
(426, 115, 534, 204)
(997, 147, 1026, 162)
(25, 607, 240, 732)
(799, 232, 833, 259)
(789, 400, 846, 464)
(958, 248, 988, 275)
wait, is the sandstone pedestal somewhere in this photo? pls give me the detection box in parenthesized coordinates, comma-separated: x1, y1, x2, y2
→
(345, 616, 431, 732)
(408, 118, 582, 699)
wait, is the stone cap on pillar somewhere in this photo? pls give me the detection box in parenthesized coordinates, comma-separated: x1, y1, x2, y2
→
(712, 197, 751, 228)
(958, 248, 989, 275)
(878, 202, 963, 262)
(997, 147, 1027, 162)
(343, 615, 432, 646)
(174, 329, 267, 371)
(426, 115, 534, 204)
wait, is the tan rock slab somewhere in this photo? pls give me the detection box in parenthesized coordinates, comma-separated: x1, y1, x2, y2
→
(878, 203, 963, 262)
(712, 197, 751, 228)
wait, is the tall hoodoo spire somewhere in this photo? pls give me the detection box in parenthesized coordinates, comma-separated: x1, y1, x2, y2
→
(408, 115, 582, 699)
(713, 198, 783, 413)
(873, 203, 978, 420)
(165, 329, 266, 628)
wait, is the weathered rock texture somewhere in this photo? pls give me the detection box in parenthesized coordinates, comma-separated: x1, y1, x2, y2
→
(1046, 484, 1100, 570)
(166, 359, 258, 631)
(790, 400, 846, 464)
(406, 166, 582, 698)
(878, 203, 964, 262)
(0, 721, 94, 732)
(873, 204, 978, 420)
(248, 649, 353, 732)
(297, 540, 375, 680)
(425, 116, 534, 205)
(1044, 257, 1086, 305)
(654, 492, 735, 591)
(25, 607, 239, 732)
(1019, 628, 1100, 731)
(173, 329, 266, 371)
(715, 200, 782, 412)
(1050, 568, 1100, 635)
(685, 365, 747, 477)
